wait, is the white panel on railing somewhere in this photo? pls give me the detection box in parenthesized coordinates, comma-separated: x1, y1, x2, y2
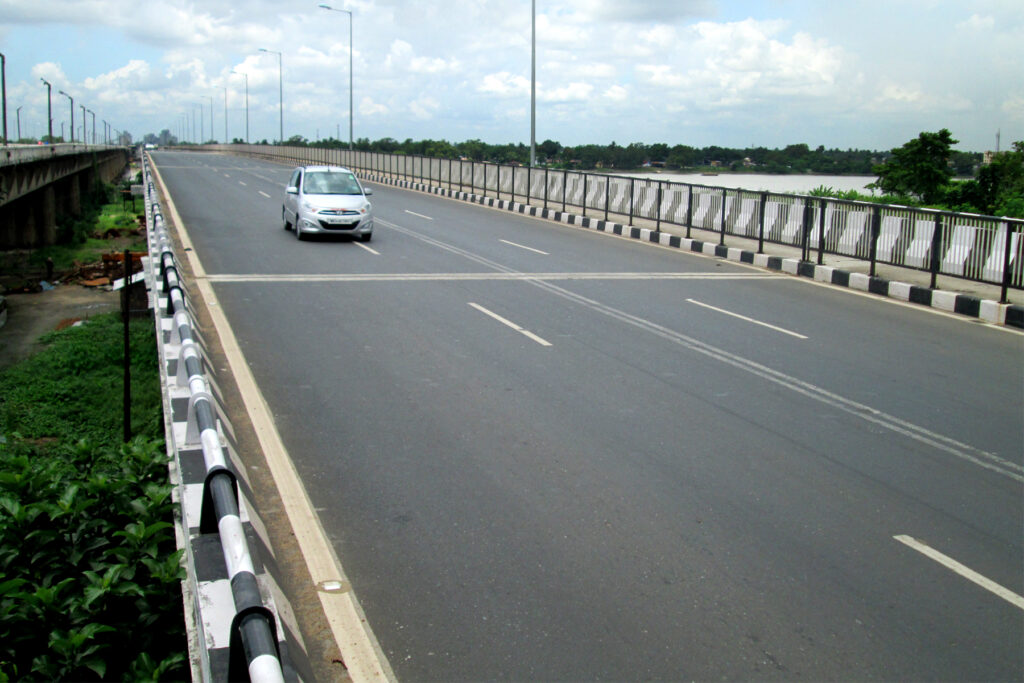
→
(836, 210, 869, 256)
(905, 219, 936, 268)
(982, 224, 1019, 282)
(876, 215, 905, 262)
(941, 223, 977, 276)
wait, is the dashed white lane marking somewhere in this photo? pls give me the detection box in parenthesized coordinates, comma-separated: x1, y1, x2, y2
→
(354, 241, 380, 255)
(404, 210, 433, 220)
(259, 190, 271, 198)
(501, 239, 549, 255)
(469, 302, 552, 347)
(686, 298, 808, 339)
(239, 180, 247, 186)
(894, 535, 1024, 611)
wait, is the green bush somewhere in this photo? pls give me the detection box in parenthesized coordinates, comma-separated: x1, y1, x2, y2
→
(0, 313, 186, 681)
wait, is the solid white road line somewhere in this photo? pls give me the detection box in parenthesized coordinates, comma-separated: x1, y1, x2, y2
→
(259, 190, 271, 198)
(469, 302, 552, 346)
(894, 535, 1024, 610)
(686, 298, 808, 339)
(148, 158, 396, 683)
(404, 210, 433, 220)
(206, 272, 780, 283)
(500, 239, 550, 255)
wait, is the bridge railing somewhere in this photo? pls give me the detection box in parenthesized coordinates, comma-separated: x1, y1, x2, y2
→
(206, 144, 1024, 302)
(143, 157, 286, 683)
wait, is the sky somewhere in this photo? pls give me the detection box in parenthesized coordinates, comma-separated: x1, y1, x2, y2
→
(0, 0, 1020, 152)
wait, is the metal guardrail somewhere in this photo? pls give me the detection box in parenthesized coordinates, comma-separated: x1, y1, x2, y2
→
(143, 158, 285, 683)
(205, 144, 1024, 303)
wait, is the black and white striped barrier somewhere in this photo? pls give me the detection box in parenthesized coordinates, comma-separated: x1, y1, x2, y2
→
(143, 159, 308, 681)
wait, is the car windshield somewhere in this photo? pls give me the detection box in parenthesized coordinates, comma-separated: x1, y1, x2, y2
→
(303, 171, 362, 195)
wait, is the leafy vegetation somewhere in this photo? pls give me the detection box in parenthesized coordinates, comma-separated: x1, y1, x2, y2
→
(0, 313, 186, 681)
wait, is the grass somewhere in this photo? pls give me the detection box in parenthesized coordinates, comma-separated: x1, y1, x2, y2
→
(0, 312, 187, 681)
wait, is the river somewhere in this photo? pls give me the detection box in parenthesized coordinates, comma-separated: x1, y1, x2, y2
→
(617, 171, 878, 195)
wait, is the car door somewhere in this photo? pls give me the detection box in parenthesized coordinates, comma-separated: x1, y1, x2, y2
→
(284, 168, 303, 225)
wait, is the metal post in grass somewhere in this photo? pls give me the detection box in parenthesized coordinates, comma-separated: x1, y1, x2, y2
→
(122, 249, 131, 442)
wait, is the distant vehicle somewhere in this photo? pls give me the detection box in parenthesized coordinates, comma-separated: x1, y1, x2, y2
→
(282, 165, 374, 242)
(144, 143, 158, 150)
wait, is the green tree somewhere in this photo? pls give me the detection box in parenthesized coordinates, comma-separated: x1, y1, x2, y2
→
(869, 129, 958, 204)
(944, 141, 1024, 217)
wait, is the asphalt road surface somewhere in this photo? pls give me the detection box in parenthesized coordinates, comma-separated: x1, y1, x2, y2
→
(152, 151, 1023, 681)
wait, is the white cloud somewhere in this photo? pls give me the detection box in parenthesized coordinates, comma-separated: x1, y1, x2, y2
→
(604, 85, 629, 102)
(479, 72, 530, 98)
(541, 82, 593, 102)
(410, 96, 440, 120)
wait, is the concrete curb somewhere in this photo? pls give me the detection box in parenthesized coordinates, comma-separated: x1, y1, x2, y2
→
(369, 174, 1024, 330)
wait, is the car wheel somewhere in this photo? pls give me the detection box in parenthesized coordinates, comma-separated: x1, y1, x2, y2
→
(295, 221, 306, 241)
(361, 233, 372, 243)
(283, 206, 292, 231)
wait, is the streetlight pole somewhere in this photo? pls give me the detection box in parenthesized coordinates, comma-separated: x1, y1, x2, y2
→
(319, 5, 354, 150)
(58, 90, 73, 143)
(222, 86, 228, 143)
(103, 119, 109, 144)
(207, 95, 214, 143)
(231, 70, 249, 143)
(259, 48, 283, 144)
(79, 104, 85, 143)
(41, 78, 53, 142)
(87, 109, 95, 145)
(530, 0, 536, 167)
(16, 105, 22, 141)
(1, 52, 7, 145)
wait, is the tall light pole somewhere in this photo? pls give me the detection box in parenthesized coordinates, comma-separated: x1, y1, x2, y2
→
(318, 5, 354, 150)
(222, 86, 228, 143)
(207, 95, 214, 143)
(103, 119, 109, 144)
(231, 70, 249, 143)
(40, 78, 53, 142)
(530, 0, 536, 167)
(259, 48, 283, 144)
(79, 104, 85, 143)
(16, 105, 22, 141)
(1, 52, 7, 145)
(58, 89, 73, 143)
(87, 109, 95, 144)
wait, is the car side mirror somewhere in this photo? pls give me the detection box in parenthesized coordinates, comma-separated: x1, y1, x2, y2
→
(286, 186, 298, 194)
(363, 187, 373, 196)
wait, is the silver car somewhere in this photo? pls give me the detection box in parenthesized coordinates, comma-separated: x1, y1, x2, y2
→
(282, 165, 374, 241)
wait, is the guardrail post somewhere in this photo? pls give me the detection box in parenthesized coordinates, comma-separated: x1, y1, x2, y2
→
(604, 177, 610, 222)
(628, 178, 635, 226)
(562, 171, 568, 213)
(582, 173, 588, 219)
(930, 213, 943, 289)
(817, 199, 827, 265)
(686, 185, 693, 239)
(757, 192, 767, 253)
(1000, 222, 1014, 303)
(719, 188, 727, 246)
(543, 167, 549, 211)
(656, 182, 663, 233)
(801, 199, 813, 261)
(869, 206, 882, 277)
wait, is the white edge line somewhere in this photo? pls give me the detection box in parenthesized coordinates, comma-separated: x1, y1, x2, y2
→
(404, 209, 433, 220)
(687, 298, 808, 339)
(500, 239, 550, 255)
(148, 157, 397, 682)
(894, 535, 1024, 610)
(468, 302, 552, 346)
